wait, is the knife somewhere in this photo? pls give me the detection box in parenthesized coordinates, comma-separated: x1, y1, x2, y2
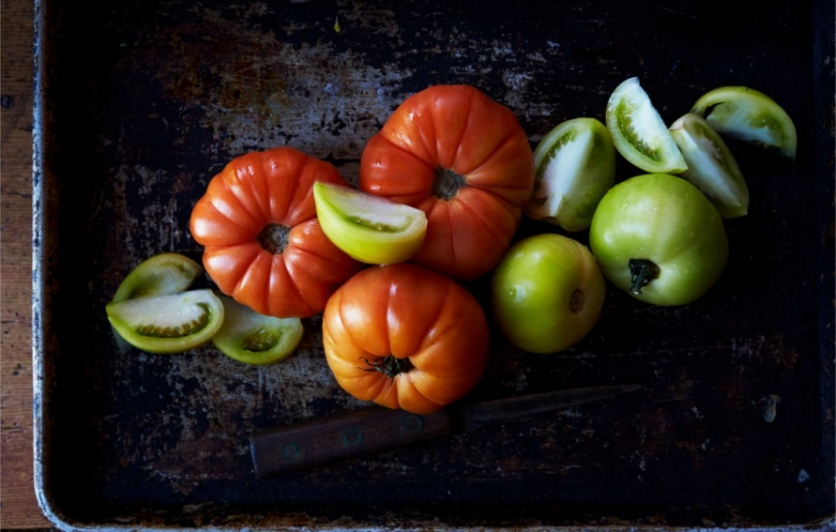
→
(249, 384, 642, 478)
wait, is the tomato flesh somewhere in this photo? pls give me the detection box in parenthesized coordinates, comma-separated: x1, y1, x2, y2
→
(526, 118, 616, 231)
(313, 181, 427, 264)
(691, 86, 797, 159)
(606, 77, 687, 174)
(670, 113, 749, 218)
(106, 289, 225, 354)
(212, 296, 303, 365)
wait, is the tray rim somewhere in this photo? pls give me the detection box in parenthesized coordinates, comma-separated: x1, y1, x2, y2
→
(29, 0, 835, 530)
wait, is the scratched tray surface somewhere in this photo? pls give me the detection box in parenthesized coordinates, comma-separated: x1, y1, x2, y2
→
(33, 0, 834, 529)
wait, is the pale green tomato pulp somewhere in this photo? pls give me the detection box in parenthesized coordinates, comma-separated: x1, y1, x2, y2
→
(491, 233, 606, 354)
(111, 252, 203, 303)
(589, 173, 728, 306)
(691, 86, 797, 159)
(669, 113, 749, 219)
(313, 181, 428, 264)
(526, 117, 616, 231)
(212, 296, 303, 365)
(110, 252, 204, 353)
(106, 289, 225, 354)
(606, 77, 688, 174)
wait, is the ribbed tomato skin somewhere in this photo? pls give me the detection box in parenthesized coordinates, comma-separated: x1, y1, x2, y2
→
(359, 85, 534, 281)
(322, 263, 490, 414)
(190, 147, 363, 318)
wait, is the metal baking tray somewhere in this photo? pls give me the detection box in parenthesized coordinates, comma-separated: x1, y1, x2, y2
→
(32, 0, 834, 530)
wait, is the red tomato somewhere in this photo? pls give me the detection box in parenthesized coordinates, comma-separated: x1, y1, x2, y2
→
(322, 263, 490, 414)
(190, 147, 363, 318)
(359, 85, 535, 281)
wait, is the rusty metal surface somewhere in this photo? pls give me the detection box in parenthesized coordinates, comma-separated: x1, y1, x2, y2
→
(32, 0, 834, 530)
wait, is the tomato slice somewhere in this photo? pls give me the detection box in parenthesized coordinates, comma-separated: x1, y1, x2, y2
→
(526, 117, 616, 231)
(111, 253, 202, 302)
(691, 86, 797, 159)
(106, 289, 225, 354)
(670, 113, 749, 218)
(606, 77, 688, 174)
(211, 296, 303, 365)
(313, 181, 428, 264)
(110, 252, 204, 352)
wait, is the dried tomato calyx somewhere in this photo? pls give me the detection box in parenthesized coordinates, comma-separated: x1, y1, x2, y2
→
(257, 223, 290, 254)
(433, 167, 466, 200)
(358, 355, 413, 378)
(628, 258, 660, 295)
(569, 288, 585, 314)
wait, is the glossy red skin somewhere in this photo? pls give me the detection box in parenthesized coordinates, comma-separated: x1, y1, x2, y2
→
(190, 147, 363, 318)
(359, 85, 535, 281)
(322, 263, 490, 414)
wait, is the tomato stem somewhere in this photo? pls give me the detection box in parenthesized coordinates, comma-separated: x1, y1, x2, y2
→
(433, 167, 466, 200)
(628, 259, 660, 295)
(358, 355, 413, 379)
(257, 223, 290, 254)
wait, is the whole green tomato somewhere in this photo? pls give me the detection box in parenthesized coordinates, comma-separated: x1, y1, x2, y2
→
(589, 173, 728, 306)
(491, 233, 606, 354)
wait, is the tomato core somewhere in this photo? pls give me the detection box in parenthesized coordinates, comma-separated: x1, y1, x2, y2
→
(134, 302, 212, 338)
(257, 223, 290, 254)
(628, 258, 660, 295)
(433, 167, 466, 200)
(241, 328, 282, 352)
(358, 355, 413, 378)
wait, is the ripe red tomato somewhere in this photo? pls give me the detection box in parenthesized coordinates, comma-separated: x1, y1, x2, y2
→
(359, 85, 535, 281)
(190, 147, 363, 318)
(322, 263, 490, 414)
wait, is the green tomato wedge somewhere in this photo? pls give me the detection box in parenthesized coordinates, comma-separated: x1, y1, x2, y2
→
(106, 289, 224, 354)
(110, 252, 203, 352)
(525, 117, 616, 231)
(606, 77, 688, 174)
(670, 113, 749, 218)
(112, 253, 202, 302)
(691, 86, 797, 159)
(313, 181, 428, 264)
(212, 296, 303, 365)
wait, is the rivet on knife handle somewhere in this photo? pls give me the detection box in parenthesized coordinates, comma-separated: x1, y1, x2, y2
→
(250, 406, 455, 478)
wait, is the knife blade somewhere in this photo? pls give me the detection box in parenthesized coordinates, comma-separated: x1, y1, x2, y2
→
(249, 384, 642, 478)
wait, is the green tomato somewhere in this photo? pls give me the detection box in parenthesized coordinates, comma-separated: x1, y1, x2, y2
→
(525, 117, 616, 231)
(111, 252, 202, 303)
(106, 289, 225, 354)
(110, 252, 203, 353)
(491, 233, 606, 354)
(669, 113, 749, 219)
(606, 77, 688, 174)
(212, 296, 303, 365)
(313, 181, 428, 264)
(691, 86, 797, 159)
(589, 173, 728, 306)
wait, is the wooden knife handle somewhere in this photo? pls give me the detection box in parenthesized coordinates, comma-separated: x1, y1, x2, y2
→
(250, 406, 455, 477)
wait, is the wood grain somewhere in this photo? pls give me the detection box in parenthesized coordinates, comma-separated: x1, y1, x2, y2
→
(1, 0, 51, 528)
